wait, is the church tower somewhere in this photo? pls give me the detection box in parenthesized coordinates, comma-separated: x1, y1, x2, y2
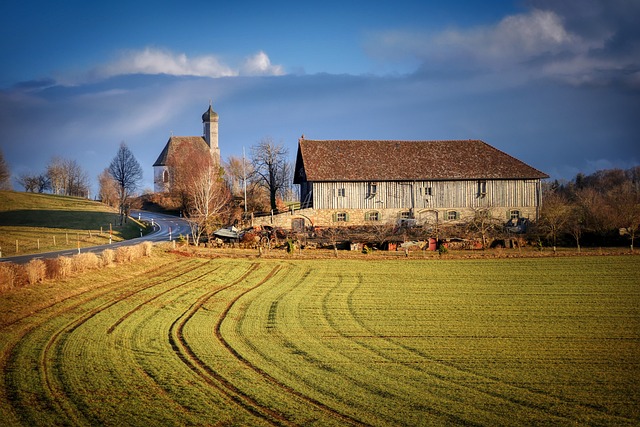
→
(202, 102, 220, 164)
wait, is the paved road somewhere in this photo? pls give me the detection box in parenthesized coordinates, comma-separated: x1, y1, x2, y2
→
(0, 210, 191, 265)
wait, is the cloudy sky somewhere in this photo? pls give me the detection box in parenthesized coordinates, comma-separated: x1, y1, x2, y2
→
(1, 0, 639, 194)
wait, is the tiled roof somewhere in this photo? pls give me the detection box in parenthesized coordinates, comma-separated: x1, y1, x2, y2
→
(153, 136, 209, 167)
(294, 139, 548, 183)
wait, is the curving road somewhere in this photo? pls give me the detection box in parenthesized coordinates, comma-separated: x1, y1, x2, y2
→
(0, 210, 191, 265)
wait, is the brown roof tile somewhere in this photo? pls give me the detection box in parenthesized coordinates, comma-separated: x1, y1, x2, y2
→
(153, 136, 209, 167)
(294, 139, 548, 183)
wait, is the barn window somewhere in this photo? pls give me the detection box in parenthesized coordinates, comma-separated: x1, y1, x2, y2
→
(447, 210, 459, 221)
(336, 188, 345, 197)
(334, 212, 348, 222)
(162, 170, 169, 183)
(477, 180, 487, 197)
(509, 210, 520, 221)
(419, 187, 432, 196)
(367, 182, 377, 198)
(365, 211, 380, 221)
(399, 211, 411, 219)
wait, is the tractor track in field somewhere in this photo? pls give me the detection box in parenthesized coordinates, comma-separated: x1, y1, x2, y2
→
(211, 266, 372, 427)
(169, 263, 298, 427)
(3, 258, 206, 425)
(339, 272, 634, 426)
(106, 262, 221, 334)
(229, 267, 377, 426)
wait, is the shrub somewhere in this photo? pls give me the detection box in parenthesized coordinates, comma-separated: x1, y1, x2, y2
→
(0, 263, 17, 291)
(114, 246, 133, 263)
(141, 241, 153, 257)
(25, 259, 47, 285)
(44, 258, 61, 279)
(72, 252, 100, 273)
(101, 249, 115, 266)
(58, 256, 72, 278)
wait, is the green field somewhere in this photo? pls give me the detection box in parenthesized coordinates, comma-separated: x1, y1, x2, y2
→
(1, 253, 638, 426)
(0, 191, 147, 256)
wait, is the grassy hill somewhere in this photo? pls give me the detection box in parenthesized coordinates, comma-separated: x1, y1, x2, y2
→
(0, 191, 147, 257)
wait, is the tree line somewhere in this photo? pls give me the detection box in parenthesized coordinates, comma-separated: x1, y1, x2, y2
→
(537, 167, 640, 251)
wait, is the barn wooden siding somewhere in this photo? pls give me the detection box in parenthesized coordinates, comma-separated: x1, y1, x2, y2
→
(311, 179, 541, 210)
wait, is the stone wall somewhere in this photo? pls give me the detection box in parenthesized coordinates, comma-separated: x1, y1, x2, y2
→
(250, 206, 539, 230)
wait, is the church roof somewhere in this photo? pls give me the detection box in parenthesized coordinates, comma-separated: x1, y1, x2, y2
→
(153, 136, 210, 167)
(294, 139, 548, 183)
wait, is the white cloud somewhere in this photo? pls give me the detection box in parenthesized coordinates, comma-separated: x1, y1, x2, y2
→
(241, 51, 285, 76)
(93, 48, 236, 79)
(80, 48, 285, 82)
(367, 7, 639, 87)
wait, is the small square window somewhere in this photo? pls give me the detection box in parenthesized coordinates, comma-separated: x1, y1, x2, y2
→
(337, 188, 345, 197)
(336, 212, 347, 222)
(510, 210, 520, 220)
(368, 182, 377, 196)
(447, 211, 459, 221)
(400, 211, 411, 219)
(366, 211, 379, 221)
(420, 187, 432, 196)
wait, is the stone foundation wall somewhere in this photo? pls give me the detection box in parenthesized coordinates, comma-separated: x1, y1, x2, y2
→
(251, 206, 538, 229)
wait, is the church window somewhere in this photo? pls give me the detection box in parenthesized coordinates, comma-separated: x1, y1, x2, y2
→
(163, 170, 169, 183)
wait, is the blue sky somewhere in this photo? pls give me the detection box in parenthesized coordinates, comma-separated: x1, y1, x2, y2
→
(1, 0, 639, 195)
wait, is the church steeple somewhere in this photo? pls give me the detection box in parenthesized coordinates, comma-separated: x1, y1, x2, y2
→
(202, 101, 218, 150)
(202, 102, 220, 165)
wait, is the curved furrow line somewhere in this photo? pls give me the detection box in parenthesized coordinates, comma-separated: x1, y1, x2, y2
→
(315, 273, 464, 427)
(1, 258, 199, 330)
(215, 266, 372, 427)
(1, 258, 202, 425)
(168, 264, 295, 426)
(232, 267, 377, 426)
(33, 259, 211, 424)
(106, 263, 221, 334)
(343, 272, 633, 425)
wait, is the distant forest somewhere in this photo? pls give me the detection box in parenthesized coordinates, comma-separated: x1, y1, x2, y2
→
(538, 166, 640, 250)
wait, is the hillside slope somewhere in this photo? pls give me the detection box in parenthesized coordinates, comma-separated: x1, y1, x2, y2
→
(0, 191, 142, 257)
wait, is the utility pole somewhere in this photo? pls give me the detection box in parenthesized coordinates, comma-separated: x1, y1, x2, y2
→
(243, 146, 248, 213)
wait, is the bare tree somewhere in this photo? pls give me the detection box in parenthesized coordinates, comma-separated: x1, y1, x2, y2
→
(0, 150, 11, 190)
(223, 155, 248, 197)
(47, 157, 66, 195)
(108, 142, 143, 224)
(98, 168, 119, 208)
(46, 157, 90, 197)
(466, 206, 501, 249)
(607, 182, 640, 251)
(17, 173, 39, 192)
(539, 190, 571, 249)
(169, 144, 231, 245)
(17, 173, 49, 193)
(250, 137, 291, 211)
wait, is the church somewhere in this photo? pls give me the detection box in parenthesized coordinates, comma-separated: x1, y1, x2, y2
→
(152, 104, 221, 193)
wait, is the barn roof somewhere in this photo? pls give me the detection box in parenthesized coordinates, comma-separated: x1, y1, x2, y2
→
(294, 139, 548, 183)
(153, 136, 210, 167)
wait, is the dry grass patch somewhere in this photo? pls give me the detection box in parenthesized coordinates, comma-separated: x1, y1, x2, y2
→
(101, 249, 115, 266)
(25, 259, 46, 285)
(0, 263, 18, 291)
(71, 252, 101, 273)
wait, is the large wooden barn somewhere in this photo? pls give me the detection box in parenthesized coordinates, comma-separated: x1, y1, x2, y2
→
(283, 137, 548, 229)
